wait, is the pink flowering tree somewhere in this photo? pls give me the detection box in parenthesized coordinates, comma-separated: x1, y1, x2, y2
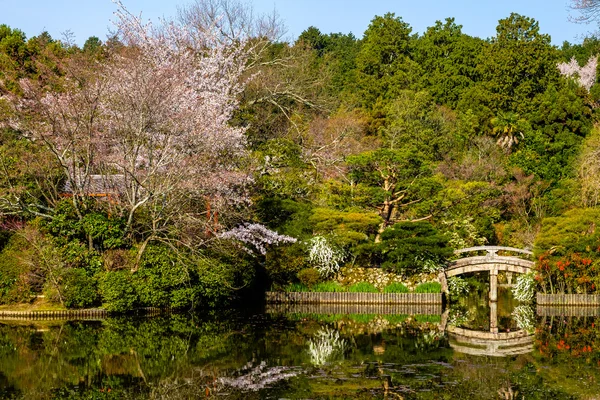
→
(3, 1, 256, 265)
(558, 56, 598, 91)
(219, 223, 296, 256)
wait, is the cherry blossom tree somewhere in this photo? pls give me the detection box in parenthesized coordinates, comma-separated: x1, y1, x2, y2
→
(3, 1, 255, 262)
(558, 55, 598, 91)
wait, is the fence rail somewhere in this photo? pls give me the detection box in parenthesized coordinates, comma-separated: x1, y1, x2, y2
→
(0, 307, 168, 320)
(537, 293, 600, 306)
(537, 305, 600, 317)
(266, 292, 442, 305)
(266, 302, 442, 315)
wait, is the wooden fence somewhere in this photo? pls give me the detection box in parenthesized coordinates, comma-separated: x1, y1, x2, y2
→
(266, 292, 442, 305)
(0, 307, 168, 320)
(537, 305, 600, 317)
(536, 293, 600, 306)
(266, 302, 442, 315)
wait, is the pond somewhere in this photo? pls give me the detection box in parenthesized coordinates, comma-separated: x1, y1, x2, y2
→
(0, 289, 599, 399)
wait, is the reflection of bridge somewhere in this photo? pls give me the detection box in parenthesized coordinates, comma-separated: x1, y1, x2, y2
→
(447, 326, 534, 357)
(439, 246, 534, 314)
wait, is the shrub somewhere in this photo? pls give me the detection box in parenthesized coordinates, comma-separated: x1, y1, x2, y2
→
(297, 268, 321, 287)
(312, 281, 346, 292)
(0, 234, 33, 304)
(99, 271, 138, 312)
(512, 272, 535, 303)
(348, 282, 378, 293)
(383, 282, 409, 293)
(448, 276, 469, 297)
(103, 249, 132, 271)
(307, 236, 345, 278)
(264, 243, 307, 285)
(414, 282, 442, 293)
(61, 268, 99, 308)
(377, 221, 453, 275)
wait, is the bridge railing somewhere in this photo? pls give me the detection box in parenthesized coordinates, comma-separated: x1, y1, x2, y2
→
(454, 246, 533, 258)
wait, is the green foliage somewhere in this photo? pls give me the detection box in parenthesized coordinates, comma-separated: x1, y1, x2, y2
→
(309, 208, 381, 247)
(297, 268, 321, 287)
(383, 282, 409, 293)
(414, 282, 442, 293)
(134, 245, 190, 308)
(284, 283, 309, 292)
(0, 233, 33, 303)
(98, 271, 138, 312)
(61, 268, 99, 308)
(377, 221, 453, 274)
(44, 199, 126, 251)
(534, 208, 600, 256)
(264, 242, 308, 285)
(347, 282, 378, 293)
(311, 281, 346, 292)
(356, 13, 421, 106)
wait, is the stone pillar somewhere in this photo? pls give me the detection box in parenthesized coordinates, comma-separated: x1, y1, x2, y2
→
(489, 299, 498, 334)
(489, 267, 498, 302)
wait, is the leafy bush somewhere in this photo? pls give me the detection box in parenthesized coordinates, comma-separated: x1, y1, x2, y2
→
(383, 282, 409, 293)
(414, 282, 442, 293)
(448, 276, 469, 297)
(297, 268, 321, 287)
(264, 243, 307, 285)
(99, 271, 138, 312)
(377, 221, 453, 275)
(311, 281, 346, 292)
(61, 268, 99, 308)
(348, 282, 378, 293)
(0, 234, 33, 304)
(134, 245, 189, 308)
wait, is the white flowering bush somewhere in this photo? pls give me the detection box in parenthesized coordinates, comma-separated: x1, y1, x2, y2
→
(512, 272, 535, 303)
(511, 305, 535, 333)
(220, 223, 296, 255)
(307, 236, 345, 278)
(448, 277, 469, 298)
(307, 328, 347, 366)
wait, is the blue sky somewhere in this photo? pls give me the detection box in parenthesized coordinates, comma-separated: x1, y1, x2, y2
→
(1, 0, 594, 46)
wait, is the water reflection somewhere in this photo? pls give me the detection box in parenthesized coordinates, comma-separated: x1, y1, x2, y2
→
(0, 300, 599, 398)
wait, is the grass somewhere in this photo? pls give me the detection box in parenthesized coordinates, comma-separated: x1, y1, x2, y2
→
(284, 283, 309, 292)
(414, 314, 442, 323)
(383, 282, 410, 293)
(0, 297, 68, 312)
(414, 282, 442, 293)
(347, 282, 378, 293)
(311, 281, 347, 292)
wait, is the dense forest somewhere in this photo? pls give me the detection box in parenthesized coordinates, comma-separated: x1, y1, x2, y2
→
(0, 1, 599, 310)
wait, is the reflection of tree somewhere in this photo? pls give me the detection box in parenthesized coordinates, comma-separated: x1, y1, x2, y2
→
(307, 327, 347, 366)
(219, 361, 301, 391)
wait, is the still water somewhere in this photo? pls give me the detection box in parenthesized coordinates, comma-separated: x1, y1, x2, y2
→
(0, 290, 599, 399)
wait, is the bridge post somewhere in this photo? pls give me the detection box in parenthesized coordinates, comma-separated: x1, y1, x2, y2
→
(489, 299, 498, 334)
(489, 267, 498, 302)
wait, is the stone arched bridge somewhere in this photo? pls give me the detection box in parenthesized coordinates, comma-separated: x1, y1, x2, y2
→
(439, 246, 534, 304)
